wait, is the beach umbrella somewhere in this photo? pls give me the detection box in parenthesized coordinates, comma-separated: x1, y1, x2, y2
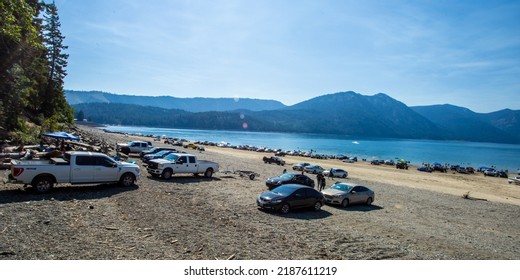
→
(42, 131, 80, 141)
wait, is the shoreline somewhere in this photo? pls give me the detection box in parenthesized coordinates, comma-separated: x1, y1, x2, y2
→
(98, 124, 520, 172)
(1, 124, 519, 260)
(81, 125, 520, 206)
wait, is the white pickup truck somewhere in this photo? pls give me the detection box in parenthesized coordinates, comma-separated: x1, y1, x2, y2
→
(147, 153, 219, 179)
(117, 140, 153, 155)
(7, 151, 141, 193)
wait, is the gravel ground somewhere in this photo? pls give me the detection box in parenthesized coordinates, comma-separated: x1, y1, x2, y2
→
(0, 126, 519, 260)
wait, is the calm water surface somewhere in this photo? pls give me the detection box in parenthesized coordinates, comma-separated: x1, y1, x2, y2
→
(103, 125, 520, 172)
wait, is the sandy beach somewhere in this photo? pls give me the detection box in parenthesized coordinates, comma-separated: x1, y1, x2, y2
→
(0, 124, 519, 260)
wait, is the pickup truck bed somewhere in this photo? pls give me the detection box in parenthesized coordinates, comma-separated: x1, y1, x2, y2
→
(8, 151, 141, 193)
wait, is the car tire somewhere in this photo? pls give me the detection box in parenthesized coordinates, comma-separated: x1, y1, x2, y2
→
(342, 174, 346, 178)
(313, 201, 322, 211)
(162, 169, 173, 180)
(32, 176, 54, 194)
(204, 168, 213, 178)
(280, 203, 290, 214)
(341, 198, 349, 208)
(119, 173, 136, 187)
(249, 173, 255, 180)
(366, 197, 373, 206)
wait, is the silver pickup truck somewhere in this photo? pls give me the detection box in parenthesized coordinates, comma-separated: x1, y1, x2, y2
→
(7, 151, 140, 193)
(147, 153, 219, 179)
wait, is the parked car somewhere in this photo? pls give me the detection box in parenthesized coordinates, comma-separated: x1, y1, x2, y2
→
(303, 165, 324, 174)
(292, 162, 310, 171)
(417, 166, 433, 172)
(256, 184, 324, 214)
(396, 161, 408, 170)
(117, 140, 153, 155)
(370, 160, 384, 165)
(457, 167, 474, 174)
(322, 168, 348, 178)
(142, 149, 176, 164)
(265, 173, 315, 190)
(8, 151, 140, 193)
(140, 147, 177, 158)
(321, 182, 375, 208)
(262, 156, 286, 166)
(483, 168, 497, 176)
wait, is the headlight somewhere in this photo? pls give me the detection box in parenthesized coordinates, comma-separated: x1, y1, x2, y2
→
(272, 200, 282, 204)
(333, 194, 342, 198)
(158, 164, 163, 169)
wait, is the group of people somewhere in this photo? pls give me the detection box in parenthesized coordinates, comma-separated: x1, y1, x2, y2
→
(316, 173, 326, 191)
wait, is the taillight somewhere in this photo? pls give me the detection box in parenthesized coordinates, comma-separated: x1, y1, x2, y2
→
(13, 167, 24, 177)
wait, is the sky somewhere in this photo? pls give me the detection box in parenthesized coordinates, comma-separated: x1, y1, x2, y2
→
(53, 0, 520, 113)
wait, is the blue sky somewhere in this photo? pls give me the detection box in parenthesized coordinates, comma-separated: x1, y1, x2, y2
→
(54, 0, 519, 113)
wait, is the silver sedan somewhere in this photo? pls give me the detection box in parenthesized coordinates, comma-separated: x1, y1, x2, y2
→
(322, 168, 348, 178)
(321, 182, 375, 207)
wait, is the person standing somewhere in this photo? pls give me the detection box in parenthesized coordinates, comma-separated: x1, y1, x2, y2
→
(316, 173, 323, 190)
(320, 175, 326, 191)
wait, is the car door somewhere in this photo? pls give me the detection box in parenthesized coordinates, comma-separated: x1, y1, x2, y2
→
(70, 156, 95, 183)
(174, 156, 198, 173)
(350, 186, 368, 204)
(289, 188, 308, 209)
(93, 155, 118, 182)
(294, 174, 309, 185)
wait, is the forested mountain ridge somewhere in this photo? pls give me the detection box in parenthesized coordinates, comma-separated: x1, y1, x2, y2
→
(65, 90, 286, 112)
(73, 91, 520, 144)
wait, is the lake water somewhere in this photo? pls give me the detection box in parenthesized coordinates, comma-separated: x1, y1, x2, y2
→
(102, 125, 520, 172)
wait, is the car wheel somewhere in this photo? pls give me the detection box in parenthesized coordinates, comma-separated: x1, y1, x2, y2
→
(204, 168, 214, 178)
(280, 203, 290, 214)
(249, 173, 255, 180)
(162, 169, 173, 180)
(32, 176, 54, 194)
(342, 174, 346, 178)
(119, 173, 136, 187)
(341, 198, 349, 208)
(366, 197, 373, 206)
(313, 201, 322, 211)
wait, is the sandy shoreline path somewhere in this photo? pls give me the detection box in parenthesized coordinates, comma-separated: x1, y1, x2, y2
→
(1, 124, 519, 260)
(208, 145, 520, 206)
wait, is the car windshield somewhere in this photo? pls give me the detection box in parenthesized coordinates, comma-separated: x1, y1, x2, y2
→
(330, 183, 353, 192)
(163, 154, 178, 162)
(155, 150, 170, 156)
(270, 185, 297, 196)
(278, 173, 294, 180)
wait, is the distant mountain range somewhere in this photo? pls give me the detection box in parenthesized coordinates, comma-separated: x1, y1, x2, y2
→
(65, 90, 286, 112)
(67, 90, 520, 144)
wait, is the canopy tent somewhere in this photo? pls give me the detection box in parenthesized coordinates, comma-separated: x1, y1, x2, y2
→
(42, 132, 80, 141)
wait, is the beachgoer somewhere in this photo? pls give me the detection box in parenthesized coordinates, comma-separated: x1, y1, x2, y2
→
(316, 173, 323, 190)
(329, 168, 334, 178)
(60, 140, 65, 152)
(320, 176, 326, 192)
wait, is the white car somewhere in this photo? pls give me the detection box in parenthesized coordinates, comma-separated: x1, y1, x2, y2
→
(303, 165, 324, 174)
(322, 168, 348, 178)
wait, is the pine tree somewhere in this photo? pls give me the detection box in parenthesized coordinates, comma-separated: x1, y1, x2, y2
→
(40, 1, 73, 127)
(0, 0, 44, 132)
